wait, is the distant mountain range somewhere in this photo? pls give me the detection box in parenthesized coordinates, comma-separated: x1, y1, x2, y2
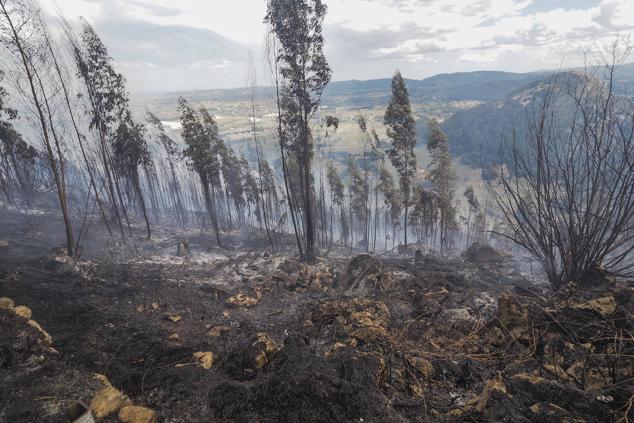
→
(139, 62, 634, 169)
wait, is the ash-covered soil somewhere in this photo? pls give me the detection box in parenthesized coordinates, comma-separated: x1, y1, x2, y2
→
(0, 235, 633, 422)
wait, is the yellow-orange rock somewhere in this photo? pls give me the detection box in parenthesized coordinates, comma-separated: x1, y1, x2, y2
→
(0, 297, 14, 310)
(90, 386, 127, 419)
(118, 405, 158, 423)
(13, 305, 32, 319)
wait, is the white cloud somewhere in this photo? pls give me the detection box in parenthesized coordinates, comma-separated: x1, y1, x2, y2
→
(42, 0, 634, 92)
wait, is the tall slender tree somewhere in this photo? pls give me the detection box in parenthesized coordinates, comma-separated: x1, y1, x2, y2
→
(427, 119, 456, 252)
(178, 98, 222, 246)
(0, 0, 75, 255)
(265, 0, 332, 259)
(384, 70, 417, 247)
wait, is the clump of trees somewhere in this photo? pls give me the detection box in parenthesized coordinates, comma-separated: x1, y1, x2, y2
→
(0, 0, 475, 259)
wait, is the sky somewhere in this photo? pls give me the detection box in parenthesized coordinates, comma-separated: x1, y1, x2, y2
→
(42, 0, 634, 93)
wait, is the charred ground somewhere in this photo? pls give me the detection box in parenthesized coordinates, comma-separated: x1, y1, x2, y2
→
(1, 213, 633, 422)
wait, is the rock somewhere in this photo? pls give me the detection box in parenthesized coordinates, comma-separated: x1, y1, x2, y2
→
(118, 406, 158, 423)
(253, 333, 280, 369)
(571, 295, 616, 319)
(168, 333, 181, 342)
(0, 240, 8, 251)
(89, 386, 128, 419)
(13, 305, 32, 319)
(348, 301, 391, 343)
(226, 292, 260, 307)
(165, 314, 182, 322)
(0, 297, 14, 310)
(176, 240, 190, 257)
(193, 351, 214, 369)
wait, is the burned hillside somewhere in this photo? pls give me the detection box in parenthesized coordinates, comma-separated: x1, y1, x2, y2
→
(1, 234, 632, 422)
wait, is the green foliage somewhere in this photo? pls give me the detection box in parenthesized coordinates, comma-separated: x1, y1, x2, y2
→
(326, 162, 344, 207)
(377, 165, 401, 229)
(347, 156, 367, 224)
(112, 110, 150, 177)
(427, 119, 457, 249)
(384, 71, 417, 205)
(75, 21, 128, 135)
(265, 0, 331, 116)
(178, 98, 219, 179)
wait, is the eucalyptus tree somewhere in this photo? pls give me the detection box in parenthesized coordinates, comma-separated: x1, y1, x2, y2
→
(240, 154, 260, 226)
(265, 0, 332, 259)
(112, 110, 152, 238)
(46, 17, 113, 235)
(0, 69, 37, 205)
(0, 0, 75, 254)
(178, 98, 222, 246)
(326, 161, 347, 248)
(72, 20, 130, 239)
(347, 155, 368, 249)
(377, 166, 402, 250)
(384, 71, 417, 247)
(147, 111, 187, 229)
(463, 185, 480, 247)
(427, 119, 457, 252)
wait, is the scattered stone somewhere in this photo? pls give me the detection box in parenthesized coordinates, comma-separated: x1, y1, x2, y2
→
(0, 239, 8, 251)
(89, 386, 129, 419)
(227, 292, 260, 307)
(253, 333, 280, 369)
(13, 305, 32, 319)
(165, 314, 182, 322)
(168, 333, 181, 342)
(193, 351, 214, 369)
(118, 405, 158, 423)
(0, 297, 14, 310)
